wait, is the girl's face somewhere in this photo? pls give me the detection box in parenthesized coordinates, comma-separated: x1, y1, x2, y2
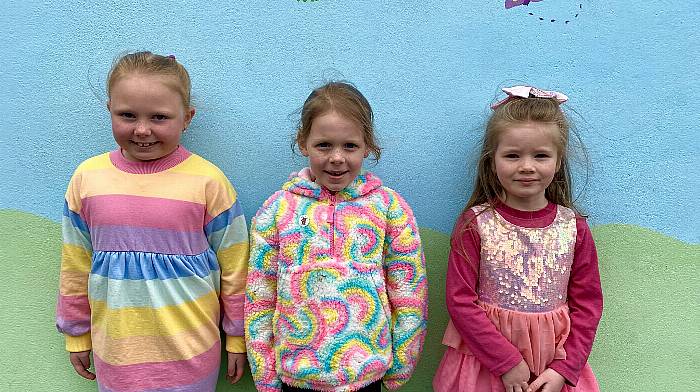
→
(493, 122, 560, 211)
(108, 74, 194, 162)
(299, 111, 369, 193)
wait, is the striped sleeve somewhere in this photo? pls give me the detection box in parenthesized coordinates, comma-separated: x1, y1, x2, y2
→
(382, 190, 428, 390)
(56, 171, 93, 352)
(203, 175, 249, 353)
(245, 192, 283, 392)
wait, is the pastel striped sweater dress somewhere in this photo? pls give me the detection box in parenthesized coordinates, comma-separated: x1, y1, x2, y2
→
(56, 146, 249, 392)
(245, 169, 427, 392)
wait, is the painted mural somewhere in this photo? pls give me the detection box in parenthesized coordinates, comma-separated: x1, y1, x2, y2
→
(1, 0, 698, 391)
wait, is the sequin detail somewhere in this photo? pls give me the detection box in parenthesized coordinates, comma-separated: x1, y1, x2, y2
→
(475, 205, 576, 312)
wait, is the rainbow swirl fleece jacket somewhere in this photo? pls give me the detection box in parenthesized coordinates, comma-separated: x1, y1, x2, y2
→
(56, 147, 249, 392)
(245, 168, 428, 392)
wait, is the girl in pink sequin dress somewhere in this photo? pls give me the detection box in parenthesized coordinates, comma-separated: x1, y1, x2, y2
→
(433, 86, 603, 392)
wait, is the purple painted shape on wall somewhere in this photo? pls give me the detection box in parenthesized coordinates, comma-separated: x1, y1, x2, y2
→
(505, 0, 543, 9)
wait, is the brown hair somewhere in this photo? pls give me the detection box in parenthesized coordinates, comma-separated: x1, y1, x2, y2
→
(466, 96, 583, 215)
(106, 51, 192, 110)
(294, 81, 381, 160)
(455, 95, 586, 273)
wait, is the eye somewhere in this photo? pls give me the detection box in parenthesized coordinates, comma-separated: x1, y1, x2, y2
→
(535, 153, 551, 159)
(315, 142, 331, 149)
(504, 153, 519, 159)
(153, 114, 169, 121)
(344, 143, 358, 149)
(119, 112, 135, 119)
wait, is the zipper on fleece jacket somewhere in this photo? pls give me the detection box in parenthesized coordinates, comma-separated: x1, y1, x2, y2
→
(328, 194, 337, 257)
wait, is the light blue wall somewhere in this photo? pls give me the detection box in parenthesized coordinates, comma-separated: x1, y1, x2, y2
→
(1, 0, 698, 243)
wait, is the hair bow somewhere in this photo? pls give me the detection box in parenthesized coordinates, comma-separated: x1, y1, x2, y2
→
(491, 85, 568, 110)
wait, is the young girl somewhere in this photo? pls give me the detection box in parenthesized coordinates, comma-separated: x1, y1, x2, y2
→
(55, 52, 249, 391)
(434, 86, 603, 392)
(245, 82, 428, 392)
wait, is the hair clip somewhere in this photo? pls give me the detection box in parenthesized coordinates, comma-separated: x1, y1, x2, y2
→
(167, 54, 176, 60)
(491, 85, 568, 110)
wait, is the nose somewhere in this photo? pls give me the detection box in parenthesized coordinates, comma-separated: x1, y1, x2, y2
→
(329, 148, 345, 164)
(519, 157, 535, 172)
(133, 121, 151, 136)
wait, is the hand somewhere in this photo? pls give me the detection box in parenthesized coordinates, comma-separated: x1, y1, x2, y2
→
(226, 352, 247, 384)
(69, 350, 96, 380)
(501, 359, 530, 392)
(527, 368, 565, 392)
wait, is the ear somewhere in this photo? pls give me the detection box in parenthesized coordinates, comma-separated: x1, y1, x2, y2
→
(184, 107, 196, 129)
(299, 141, 309, 157)
(106, 101, 111, 112)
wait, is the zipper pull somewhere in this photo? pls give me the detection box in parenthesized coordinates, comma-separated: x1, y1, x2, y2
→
(327, 195, 336, 224)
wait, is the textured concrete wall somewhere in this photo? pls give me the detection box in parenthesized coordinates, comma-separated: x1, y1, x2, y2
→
(1, 1, 698, 391)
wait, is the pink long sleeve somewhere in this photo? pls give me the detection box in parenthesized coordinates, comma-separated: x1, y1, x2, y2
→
(549, 218, 603, 385)
(445, 210, 524, 376)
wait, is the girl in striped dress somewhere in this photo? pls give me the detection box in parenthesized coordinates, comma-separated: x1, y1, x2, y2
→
(56, 51, 249, 391)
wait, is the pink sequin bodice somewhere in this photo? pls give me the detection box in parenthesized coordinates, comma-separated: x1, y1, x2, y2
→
(475, 205, 577, 312)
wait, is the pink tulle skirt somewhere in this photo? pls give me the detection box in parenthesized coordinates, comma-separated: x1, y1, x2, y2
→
(433, 302, 599, 392)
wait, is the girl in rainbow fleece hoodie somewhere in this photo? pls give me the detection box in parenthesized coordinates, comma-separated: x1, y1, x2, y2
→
(245, 82, 427, 392)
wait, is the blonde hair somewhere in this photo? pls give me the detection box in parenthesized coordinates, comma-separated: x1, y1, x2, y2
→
(106, 51, 192, 109)
(294, 81, 381, 160)
(466, 97, 581, 214)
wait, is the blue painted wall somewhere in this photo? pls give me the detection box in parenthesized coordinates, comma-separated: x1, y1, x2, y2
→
(1, 0, 698, 243)
(1, 1, 699, 391)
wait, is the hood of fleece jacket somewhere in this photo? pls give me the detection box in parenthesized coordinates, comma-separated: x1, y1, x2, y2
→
(282, 167, 383, 201)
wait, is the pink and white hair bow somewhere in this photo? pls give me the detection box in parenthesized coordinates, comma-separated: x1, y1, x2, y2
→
(491, 86, 568, 110)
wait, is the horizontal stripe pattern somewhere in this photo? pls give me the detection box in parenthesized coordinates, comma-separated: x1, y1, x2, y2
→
(56, 294, 91, 336)
(82, 194, 206, 230)
(207, 213, 248, 253)
(95, 341, 221, 391)
(93, 320, 220, 365)
(92, 225, 210, 255)
(88, 270, 221, 309)
(63, 201, 89, 232)
(57, 149, 248, 391)
(90, 287, 220, 339)
(91, 250, 219, 280)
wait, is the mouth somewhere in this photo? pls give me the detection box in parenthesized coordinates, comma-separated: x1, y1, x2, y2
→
(325, 170, 348, 178)
(131, 141, 159, 148)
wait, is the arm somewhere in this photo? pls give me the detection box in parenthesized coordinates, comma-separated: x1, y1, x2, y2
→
(57, 173, 96, 380)
(204, 180, 249, 355)
(245, 194, 282, 392)
(381, 191, 428, 390)
(56, 172, 93, 353)
(548, 218, 603, 386)
(445, 210, 524, 377)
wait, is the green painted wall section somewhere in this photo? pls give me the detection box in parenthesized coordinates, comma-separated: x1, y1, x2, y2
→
(0, 210, 697, 391)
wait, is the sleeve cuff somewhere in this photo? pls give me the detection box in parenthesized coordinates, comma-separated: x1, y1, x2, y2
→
(492, 353, 525, 377)
(549, 361, 577, 386)
(65, 333, 92, 352)
(226, 335, 246, 353)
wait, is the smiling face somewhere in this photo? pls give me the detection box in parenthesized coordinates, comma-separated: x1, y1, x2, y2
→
(108, 74, 194, 162)
(493, 121, 560, 211)
(299, 111, 369, 193)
